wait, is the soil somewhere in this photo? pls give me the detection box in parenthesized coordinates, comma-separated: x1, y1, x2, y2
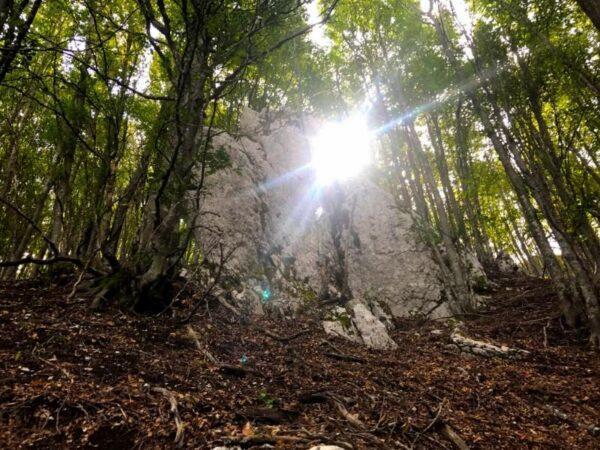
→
(0, 272, 598, 449)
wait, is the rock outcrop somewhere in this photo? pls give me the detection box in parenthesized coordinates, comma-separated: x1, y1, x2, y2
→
(192, 109, 447, 349)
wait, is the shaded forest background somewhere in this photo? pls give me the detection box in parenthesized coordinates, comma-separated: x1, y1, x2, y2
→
(0, 0, 599, 344)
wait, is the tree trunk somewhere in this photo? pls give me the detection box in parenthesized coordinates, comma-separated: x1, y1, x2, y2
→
(405, 121, 473, 312)
(427, 113, 467, 242)
(454, 101, 491, 264)
(431, 10, 594, 341)
(575, 0, 600, 32)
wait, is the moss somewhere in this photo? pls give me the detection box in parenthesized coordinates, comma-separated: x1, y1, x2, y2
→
(336, 312, 353, 330)
(325, 308, 353, 330)
(472, 275, 488, 293)
(296, 283, 317, 304)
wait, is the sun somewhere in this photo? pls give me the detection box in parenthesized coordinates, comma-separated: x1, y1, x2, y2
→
(310, 114, 372, 185)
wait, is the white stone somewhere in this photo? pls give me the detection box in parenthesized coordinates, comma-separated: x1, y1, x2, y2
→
(350, 302, 398, 350)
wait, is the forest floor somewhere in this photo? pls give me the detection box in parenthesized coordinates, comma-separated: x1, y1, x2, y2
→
(0, 272, 599, 449)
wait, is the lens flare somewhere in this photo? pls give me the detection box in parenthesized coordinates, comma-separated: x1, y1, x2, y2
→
(310, 114, 371, 185)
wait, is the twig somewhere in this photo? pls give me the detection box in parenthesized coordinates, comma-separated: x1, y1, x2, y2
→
(0, 255, 102, 276)
(543, 321, 549, 348)
(66, 250, 99, 301)
(329, 397, 367, 430)
(217, 363, 261, 377)
(186, 325, 218, 364)
(442, 424, 469, 450)
(217, 296, 241, 316)
(179, 242, 238, 324)
(0, 195, 59, 256)
(320, 339, 366, 363)
(153, 387, 185, 446)
(412, 400, 446, 447)
(36, 356, 74, 382)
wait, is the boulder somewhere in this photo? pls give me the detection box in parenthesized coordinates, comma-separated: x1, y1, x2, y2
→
(496, 251, 519, 274)
(322, 302, 397, 350)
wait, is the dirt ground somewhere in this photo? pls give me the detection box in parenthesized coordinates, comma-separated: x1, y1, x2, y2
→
(0, 272, 598, 449)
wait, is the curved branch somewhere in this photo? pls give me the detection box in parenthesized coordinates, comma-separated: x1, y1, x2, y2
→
(0, 256, 103, 276)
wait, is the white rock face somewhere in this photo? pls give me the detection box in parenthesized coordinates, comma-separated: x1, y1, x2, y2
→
(193, 108, 447, 348)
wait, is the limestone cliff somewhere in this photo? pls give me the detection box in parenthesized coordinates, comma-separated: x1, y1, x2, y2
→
(191, 109, 448, 349)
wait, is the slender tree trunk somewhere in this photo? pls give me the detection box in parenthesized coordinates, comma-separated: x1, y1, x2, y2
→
(427, 113, 467, 241)
(431, 10, 595, 341)
(0, 0, 42, 84)
(454, 101, 491, 264)
(405, 121, 473, 312)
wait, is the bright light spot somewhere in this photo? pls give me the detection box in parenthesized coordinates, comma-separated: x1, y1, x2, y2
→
(315, 206, 324, 218)
(149, 24, 161, 39)
(310, 115, 372, 185)
(261, 288, 271, 303)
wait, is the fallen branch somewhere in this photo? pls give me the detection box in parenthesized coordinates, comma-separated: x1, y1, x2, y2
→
(543, 404, 600, 436)
(217, 296, 241, 316)
(442, 424, 469, 450)
(448, 330, 529, 359)
(224, 434, 308, 446)
(297, 389, 331, 404)
(320, 339, 366, 363)
(36, 356, 74, 382)
(217, 363, 261, 377)
(0, 255, 102, 276)
(332, 399, 367, 430)
(0, 195, 59, 256)
(153, 387, 185, 446)
(415, 400, 445, 442)
(297, 389, 367, 431)
(179, 241, 239, 324)
(186, 325, 219, 364)
(0, 196, 102, 276)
